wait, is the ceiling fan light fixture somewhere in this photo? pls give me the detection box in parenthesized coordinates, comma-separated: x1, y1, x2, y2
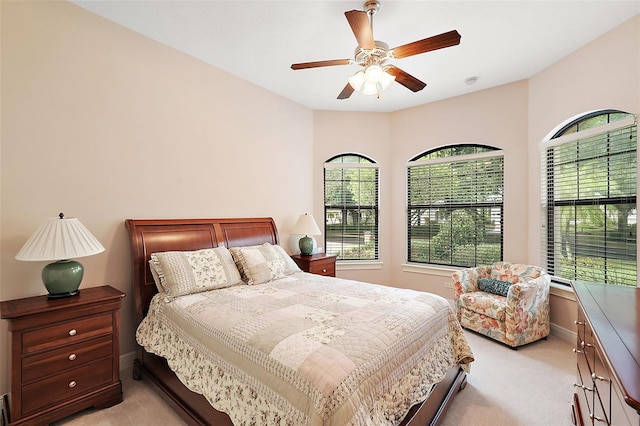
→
(291, 2, 461, 100)
(349, 64, 395, 96)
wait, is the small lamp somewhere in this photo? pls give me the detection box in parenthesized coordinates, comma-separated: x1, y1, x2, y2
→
(15, 213, 105, 299)
(291, 213, 321, 256)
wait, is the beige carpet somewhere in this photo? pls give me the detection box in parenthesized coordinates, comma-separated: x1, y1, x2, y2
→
(54, 331, 575, 426)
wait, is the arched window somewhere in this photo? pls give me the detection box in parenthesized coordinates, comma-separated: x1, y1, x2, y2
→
(324, 154, 379, 260)
(541, 110, 637, 286)
(407, 145, 504, 267)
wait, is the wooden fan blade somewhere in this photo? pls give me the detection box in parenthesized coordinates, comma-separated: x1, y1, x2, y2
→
(291, 59, 351, 70)
(337, 83, 355, 100)
(345, 10, 375, 50)
(386, 66, 426, 92)
(391, 30, 461, 59)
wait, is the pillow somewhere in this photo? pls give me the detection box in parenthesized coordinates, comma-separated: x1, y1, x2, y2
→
(149, 247, 242, 297)
(230, 243, 300, 285)
(478, 277, 513, 297)
(270, 244, 302, 275)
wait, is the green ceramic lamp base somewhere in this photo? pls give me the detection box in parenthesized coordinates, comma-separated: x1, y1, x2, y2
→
(298, 235, 314, 256)
(42, 260, 84, 299)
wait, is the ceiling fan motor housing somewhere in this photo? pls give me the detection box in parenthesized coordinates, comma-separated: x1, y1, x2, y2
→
(354, 41, 389, 66)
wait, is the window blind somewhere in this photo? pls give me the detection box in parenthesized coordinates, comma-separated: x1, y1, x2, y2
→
(324, 159, 379, 261)
(541, 116, 637, 286)
(407, 148, 504, 267)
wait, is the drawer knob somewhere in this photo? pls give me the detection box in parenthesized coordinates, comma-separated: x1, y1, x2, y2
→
(68, 329, 77, 336)
(574, 320, 585, 325)
(68, 380, 77, 388)
(68, 353, 77, 361)
(581, 341, 593, 348)
(322, 269, 327, 273)
(591, 373, 608, 382)
(572, 348, 584, 354)
(573, 382, 593, 392)
(589, 413, 604, 422)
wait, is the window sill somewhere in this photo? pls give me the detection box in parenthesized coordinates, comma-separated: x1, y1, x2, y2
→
(401, 264, 577, 301)
(550, 281, 575, 301)
(401, 263, 455, 277)
(337, 260, 383, 271)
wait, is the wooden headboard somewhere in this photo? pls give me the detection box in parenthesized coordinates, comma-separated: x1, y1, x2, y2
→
(125, 218, 279, 323)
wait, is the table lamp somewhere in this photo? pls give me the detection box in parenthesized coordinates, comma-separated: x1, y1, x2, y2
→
(291, 213, 321, 255)
(15, 213, 105, 298)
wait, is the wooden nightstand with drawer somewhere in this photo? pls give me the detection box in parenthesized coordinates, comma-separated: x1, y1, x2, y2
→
(291, 253, 337, 277)
(0, 285, 125, 426)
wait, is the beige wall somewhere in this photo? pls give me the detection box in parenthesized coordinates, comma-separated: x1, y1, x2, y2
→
(0, 0, 314, 393)
(313, 111, 392, 285)
(1, 0, 638, 398)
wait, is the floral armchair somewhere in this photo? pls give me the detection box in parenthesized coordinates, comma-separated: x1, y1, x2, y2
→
(452, 262, 551, 348)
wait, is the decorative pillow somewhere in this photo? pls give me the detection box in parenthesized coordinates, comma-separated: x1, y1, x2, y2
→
(230, 243, 300, 285)
(270, 244, 302, 275)
(149, 247, 242, 297)
(478, 277, 513, 297)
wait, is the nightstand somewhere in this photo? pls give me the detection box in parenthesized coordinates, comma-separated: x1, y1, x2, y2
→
(291, 253, 337, 277)
(0, 285, 125, 426)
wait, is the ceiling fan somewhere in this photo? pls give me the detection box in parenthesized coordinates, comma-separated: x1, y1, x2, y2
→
(290, 0, 461, 100)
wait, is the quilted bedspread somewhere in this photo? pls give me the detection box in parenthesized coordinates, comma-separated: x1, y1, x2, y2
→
(136, 272, 474, 426)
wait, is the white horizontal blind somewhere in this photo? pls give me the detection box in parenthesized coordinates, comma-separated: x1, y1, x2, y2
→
(407, 147, 504, 267)
(541, 116, 637, 286)
(324, 155, 379, 260)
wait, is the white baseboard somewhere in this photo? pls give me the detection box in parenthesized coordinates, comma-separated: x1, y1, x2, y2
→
(120, 351, 136, 372)
(550, 323, 576, 345)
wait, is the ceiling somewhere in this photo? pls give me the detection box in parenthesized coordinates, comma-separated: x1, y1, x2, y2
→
(72, 1, 639, 113)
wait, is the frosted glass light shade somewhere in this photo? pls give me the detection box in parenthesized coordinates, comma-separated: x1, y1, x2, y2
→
(348, 71, 366, 91)
(16, 215, 105, 261)
(361, 82, 379, 96)
(364, 64, 383, 83)
(379, 70, 396, 90)
(349, 65, 396, 96)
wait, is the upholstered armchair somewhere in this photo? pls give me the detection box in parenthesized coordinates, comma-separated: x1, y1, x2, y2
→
(452, 262, 551, 348)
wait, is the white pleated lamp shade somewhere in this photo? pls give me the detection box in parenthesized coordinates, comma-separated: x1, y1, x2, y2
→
(291, 213, 321, 236)
(16, 215, 105, 261)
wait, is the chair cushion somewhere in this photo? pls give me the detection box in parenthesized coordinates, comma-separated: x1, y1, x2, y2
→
(459, 291, 506, 322)
(478, 277, 513, 297)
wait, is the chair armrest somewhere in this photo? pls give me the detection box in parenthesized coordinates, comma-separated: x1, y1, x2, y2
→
(452, 268, 481, 300)
(505, 274, 551, 328)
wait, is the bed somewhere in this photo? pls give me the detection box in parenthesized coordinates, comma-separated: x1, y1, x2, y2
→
(125, 217, 473, 425)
